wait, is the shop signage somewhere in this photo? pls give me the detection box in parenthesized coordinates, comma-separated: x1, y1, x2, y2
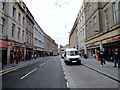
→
(107, 36, 120, 43)
(86, 43, 95, 47)
(0, 40, 7, 47)
(8, 42, 14, 47)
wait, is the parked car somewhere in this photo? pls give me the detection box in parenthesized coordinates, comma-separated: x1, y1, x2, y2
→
(64, 48, 81, 65)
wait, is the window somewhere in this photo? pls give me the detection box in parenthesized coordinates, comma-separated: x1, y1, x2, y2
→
(93, 16, 97, 32)
(18, 12, 21, 23)
(83, 28, 84, 40)
(26, 32, 28, 43)
(1, 2, 5, 10)
(23, 17, 25, 26)
(104, 9, 110, 30)
(12, 7, 16, 17)
(12, 23, 15, 37)
(86, 25, 88, 39)
(113, 1, 120, 24)
(89, 21, 92, 37)
(0, 17, 5, 35)
(22, 30, 24, 41)
(18, 27, 20, 39)
(88, 4, 91, 16)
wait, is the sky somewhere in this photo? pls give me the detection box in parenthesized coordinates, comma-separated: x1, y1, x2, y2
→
(23, 0, 83, 46)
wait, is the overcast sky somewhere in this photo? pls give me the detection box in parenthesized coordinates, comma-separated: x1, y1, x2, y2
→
(23, 0, 83, 46)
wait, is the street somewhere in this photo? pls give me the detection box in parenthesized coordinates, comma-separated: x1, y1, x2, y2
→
(2, 56, 66, 88)
(2, 56, 119, 89)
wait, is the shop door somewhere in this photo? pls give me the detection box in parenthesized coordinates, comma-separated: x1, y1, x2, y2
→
(2, 49, 7, 65)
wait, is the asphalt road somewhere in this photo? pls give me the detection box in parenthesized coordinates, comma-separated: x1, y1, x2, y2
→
(2, 56, 119, 89)
(2, 56, 67, 89)
(61, 58, 119, 88)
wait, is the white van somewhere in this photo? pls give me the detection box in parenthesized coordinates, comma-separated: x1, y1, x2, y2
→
(64, 48, 81, 65)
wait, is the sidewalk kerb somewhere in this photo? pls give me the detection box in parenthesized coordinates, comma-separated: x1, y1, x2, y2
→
(0, 59, 40, 74)
(83, 64, 120, 82)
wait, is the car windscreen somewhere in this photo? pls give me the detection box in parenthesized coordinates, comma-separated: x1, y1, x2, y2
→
(66, 51, 78, 56)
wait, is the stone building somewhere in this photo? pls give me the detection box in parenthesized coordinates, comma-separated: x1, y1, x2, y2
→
(44, 33, 58, 56)
(84, 1, 120, 60)
(69, 17, 78, 48)
(33, 21, 44, 57)
(0, 0, 58, 65)
(69, 0, 120, 61)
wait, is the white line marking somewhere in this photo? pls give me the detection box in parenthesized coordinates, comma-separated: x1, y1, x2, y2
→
(65, 76, 67, 80)
(40, 63, 45, 67)
(66, 82, 69, 88)
(20, 68, 37, 80)
(64, 72, 65, 75)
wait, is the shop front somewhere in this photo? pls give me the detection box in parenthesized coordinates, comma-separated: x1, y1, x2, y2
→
(0, 40, 8, 65)
(10, 42, 25, 63)
(86, 42, 100, 59)
(103, 36, 120, 62)
(34, 48, 44, 57)
(26, 48, 33, 60)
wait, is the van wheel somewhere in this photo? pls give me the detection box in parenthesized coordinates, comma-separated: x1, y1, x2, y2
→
(66, 61, 69, 65)
(78, 61, 81, 65)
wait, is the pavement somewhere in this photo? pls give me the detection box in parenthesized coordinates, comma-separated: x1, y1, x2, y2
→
(0, 57, 43, 74)
(0, 56, 120, 83)
(81, 58, 120, 82)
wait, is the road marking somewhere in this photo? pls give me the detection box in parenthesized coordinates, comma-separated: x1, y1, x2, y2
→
(65, 76, 67, 80)
(66, 82, 69, 88)
(63, 71, 65, 75)
(40, 63, 45, 67)
(20, 68, 37, 80)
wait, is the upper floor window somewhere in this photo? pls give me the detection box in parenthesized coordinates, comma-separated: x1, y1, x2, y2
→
(18, 27, 20, 39)
(12, 7, 16, 17)
(0, 17, 5, 35)
(22, 30, 24, 41)
(1, 2, 5, 10)
(93, 16, 97, 32)
(18, 12, 21, 23)
(22, 17, 25, 26)
(113, 1, 120, 24)
(104, 9, 110, 31)
(12, 23, 15, 37)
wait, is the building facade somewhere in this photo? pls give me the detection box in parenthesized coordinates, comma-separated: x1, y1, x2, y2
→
(44, 33, 58, 56)
(69, 0, 120, 61)
(69, 18, 78, 48)
(77, 3, 86, 57)
(33, 21, 44, 57)
(0, 0, 58, 65)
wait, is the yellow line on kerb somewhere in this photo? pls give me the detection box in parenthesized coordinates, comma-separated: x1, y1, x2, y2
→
(0, 68, 18, 76)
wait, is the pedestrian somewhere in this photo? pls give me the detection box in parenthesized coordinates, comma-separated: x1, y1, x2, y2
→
(100, 50, 106, 66)
(96, 50, 100, 61)
(35, 54, 37, 59)
(109, 50, 114, 61)
(113, 49, 120, 68)
(32, 54, 34, 59)
(13, 53, 19, 67)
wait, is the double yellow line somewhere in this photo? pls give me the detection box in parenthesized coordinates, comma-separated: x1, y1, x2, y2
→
(0, 68, 19, 76)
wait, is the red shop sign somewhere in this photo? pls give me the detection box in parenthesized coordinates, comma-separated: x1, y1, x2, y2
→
(0, 40, 7, 47)
(9, 42, 14, 47)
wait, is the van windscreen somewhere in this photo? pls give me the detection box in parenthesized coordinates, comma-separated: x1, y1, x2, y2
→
(66, 51, 78, 56)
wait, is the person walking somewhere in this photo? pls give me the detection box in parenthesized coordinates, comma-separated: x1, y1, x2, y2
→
(113, 49, 120, 68)
(100, 50, 106, 66)
(13, 53, 19, 67)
